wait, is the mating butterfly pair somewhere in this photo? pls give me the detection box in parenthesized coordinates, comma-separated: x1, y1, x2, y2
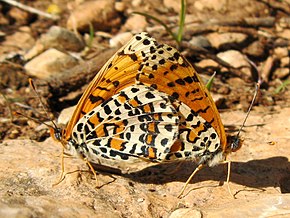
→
(52, 32, 242, 194)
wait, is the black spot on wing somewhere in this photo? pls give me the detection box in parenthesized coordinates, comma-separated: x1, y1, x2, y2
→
(170, 64, 178, 71)
(89, 95, 104, 104)
(129, 53, 138, 61)
(113, 81, 120, 87)
(143, 39, 150, 45)
(145, 92, 155, 99)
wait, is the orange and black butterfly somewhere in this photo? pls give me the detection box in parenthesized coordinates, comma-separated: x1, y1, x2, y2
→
(51, 32, 243, 189)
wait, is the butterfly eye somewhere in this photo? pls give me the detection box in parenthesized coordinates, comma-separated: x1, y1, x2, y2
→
(50, 127, 62, 142)
(230, 136, 244, 152)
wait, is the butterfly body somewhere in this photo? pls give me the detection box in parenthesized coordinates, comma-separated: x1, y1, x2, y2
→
(55, 32, 233, 171)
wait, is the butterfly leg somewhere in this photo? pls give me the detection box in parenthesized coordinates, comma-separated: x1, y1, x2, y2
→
(53, 148, 86, 186)
(85, 158, 99, 187)
(224, 160, 236, 199)
(53, 146, 65, 186)
(177, 164, 205, 198)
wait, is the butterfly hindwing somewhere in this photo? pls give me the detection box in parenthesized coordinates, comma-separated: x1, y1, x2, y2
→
(163, 100, 221, 164)
(71, 84, 180, 162)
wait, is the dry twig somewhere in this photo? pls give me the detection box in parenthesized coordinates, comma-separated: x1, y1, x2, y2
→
(0, 0, 59, 20)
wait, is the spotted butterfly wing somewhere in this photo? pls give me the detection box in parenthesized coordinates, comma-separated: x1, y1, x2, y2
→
(64, 34, 155, 141)
(60, 32, 227, 165)
(132, 36, 226, 150)
(68, 84, 179, 162)
(165, 100, 222, 166)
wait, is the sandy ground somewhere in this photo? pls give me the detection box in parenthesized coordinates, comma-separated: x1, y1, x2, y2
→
(0, 107, 289, 217)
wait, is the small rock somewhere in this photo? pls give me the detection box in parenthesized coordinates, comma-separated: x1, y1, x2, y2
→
(273, 68, 290, 79)
(109, 32, 133, 48)
(274, 47, 289, 59)
(196, 59, 219, 69)
(132, 0, 142, 7)
(276, 17, 290, 31)
(164, 0, 181, 13)
(206, 32, 248, 49)
(67, 0, 121, 32)
(243, 40, 266, 58)
(277, 29, 290, 40)
(25, 48, 79, 79)
(57, 105, 76, 126)
(137, 198, 144, 203)
(25, 26, 85, 60)
(9, 129, 20, 139)
(169, 208, 202, 218)
(194, 0, 227, 11)
(0, 31, 5, 37)
(122, 14, 148, 32)
(280, 57, 289, 68)
(189, 36, 211, 49)
(217, 50, 250, 68)
(115, 1, 125, 12)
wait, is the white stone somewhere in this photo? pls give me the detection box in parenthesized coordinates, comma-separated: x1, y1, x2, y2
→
(277, 29, 290, 40)
(122, 14, 147, 32)
(206, 32, 248, 49)
(194, 0, 227, 11)
(274, 47, 289, 58)
(109, 32, 133, 48)
(281, 57, 290, 68)
(25, 26, 85, 60)
(274, 68, 290, 79)
(114, 1, 125, 12)
(206, 33, 248, 48)
(57, 105, 76, 126)
(169, 208, 202, 218)
(196, 59, 219, 68)
(25, 48, 78, 79)
(190, 36, 211, 48)
(217, 50, 250, 68)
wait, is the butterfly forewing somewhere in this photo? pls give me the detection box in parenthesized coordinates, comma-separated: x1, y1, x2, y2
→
(65, 33, 154, 140)
(135, 42, 226, 149)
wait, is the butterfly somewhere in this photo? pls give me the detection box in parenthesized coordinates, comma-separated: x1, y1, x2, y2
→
(51, 32, 243, 195)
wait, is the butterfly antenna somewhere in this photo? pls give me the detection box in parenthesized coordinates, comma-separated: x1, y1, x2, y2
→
(28, 78, 58, 130)
(236, 82, 260, 138)
(13, 111, 56, 130)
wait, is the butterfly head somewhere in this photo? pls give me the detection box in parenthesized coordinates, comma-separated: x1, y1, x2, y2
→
(50, 127, 61, 141)
(225, 135, 244, 154)
(50, 127, 69, 149)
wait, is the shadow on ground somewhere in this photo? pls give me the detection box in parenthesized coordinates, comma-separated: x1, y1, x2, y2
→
(92, 156, 290, 193)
